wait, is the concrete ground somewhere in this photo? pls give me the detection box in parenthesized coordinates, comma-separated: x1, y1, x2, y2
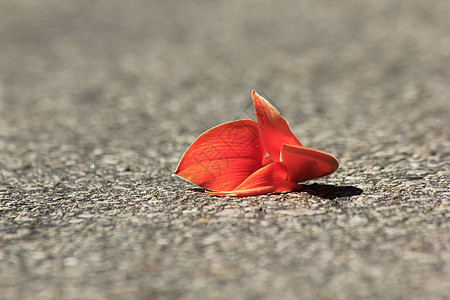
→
(0, 0, 449, 299)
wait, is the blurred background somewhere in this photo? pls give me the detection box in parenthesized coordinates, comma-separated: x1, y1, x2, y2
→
(1, 0, 448, 147)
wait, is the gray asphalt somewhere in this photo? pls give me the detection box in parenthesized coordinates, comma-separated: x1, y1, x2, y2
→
(0, 1, 449, 299)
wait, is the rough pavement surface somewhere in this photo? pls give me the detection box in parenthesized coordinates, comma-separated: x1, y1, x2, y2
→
(0, 1, 449, 299)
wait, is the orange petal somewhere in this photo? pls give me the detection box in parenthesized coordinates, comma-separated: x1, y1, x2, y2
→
(207, 162, 300, 196)
(252, 90, 302, 162)
(280, 144, 339, 182)
(175, 120, 265, 191)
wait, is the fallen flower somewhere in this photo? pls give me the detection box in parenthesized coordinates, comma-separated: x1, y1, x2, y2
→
(174, 90, 339, 196)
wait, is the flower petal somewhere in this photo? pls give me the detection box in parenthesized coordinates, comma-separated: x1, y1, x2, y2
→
(175, 120, 265, 191)
(207, 186, 275, 197)
(280, 144, 339, 182)
(252, 90, 302, 161)
(207, 162, 300, 196)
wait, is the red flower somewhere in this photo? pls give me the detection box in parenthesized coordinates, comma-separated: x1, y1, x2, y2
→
(174, 90, 339, 196)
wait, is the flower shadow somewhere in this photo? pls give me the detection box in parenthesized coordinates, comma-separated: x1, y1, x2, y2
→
(298, 183, 363, 200)
(190, 184, 362, 200)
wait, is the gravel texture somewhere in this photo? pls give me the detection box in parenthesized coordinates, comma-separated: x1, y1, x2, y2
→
(0, 1, 449, 299)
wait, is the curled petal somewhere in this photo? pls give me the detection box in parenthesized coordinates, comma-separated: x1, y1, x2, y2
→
(207, 162, 300, 196)
(280, 144, 339, 183)
(262, 155, 274, 166)
(175, 120, 265, 191)
(252, 90, 302, 161)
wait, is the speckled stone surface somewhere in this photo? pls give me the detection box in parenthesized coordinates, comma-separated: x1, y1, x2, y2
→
(0, 1, 449, 299)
